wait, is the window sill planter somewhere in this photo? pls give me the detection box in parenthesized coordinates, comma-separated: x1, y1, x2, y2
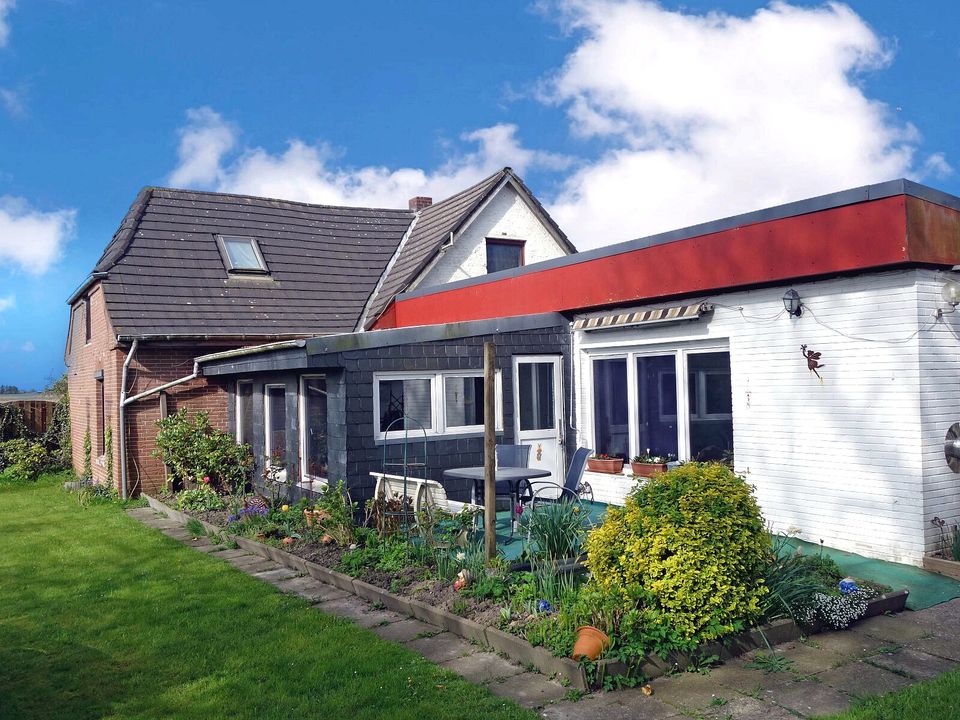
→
(631, 461, 668, 477)
(586, 458, 624, 474)
(922, 552, 960, 581)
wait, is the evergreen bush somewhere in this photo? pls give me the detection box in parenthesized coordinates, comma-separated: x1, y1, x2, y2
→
(585, 462, 768, 642)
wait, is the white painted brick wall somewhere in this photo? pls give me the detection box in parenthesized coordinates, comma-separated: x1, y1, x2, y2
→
(573, 270, 935, 565)
(917, 271, 960, 556)
(416, 184, 568, 288)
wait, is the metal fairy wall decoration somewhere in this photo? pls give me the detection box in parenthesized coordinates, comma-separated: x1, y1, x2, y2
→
(801, 345, 825, 382)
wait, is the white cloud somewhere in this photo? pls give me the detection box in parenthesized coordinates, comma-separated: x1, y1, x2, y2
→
(0, 294, 14, 312)
(0, 197, 75, 274)
(167, 106, 238, 188)
(543, 0, 951, 248)
(20, 340, 33, 352)
(167, 108, 569, 207)
(0, 87, 25, 117)
(0, 0, 13, 48)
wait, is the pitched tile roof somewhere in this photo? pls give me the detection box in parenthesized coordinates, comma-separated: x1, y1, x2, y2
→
(85, 168, 573, 340)
(364, 168, 575, 324)
(95, 188, 414, 338)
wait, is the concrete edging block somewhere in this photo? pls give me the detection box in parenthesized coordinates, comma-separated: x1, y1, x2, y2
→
(442, 613, 489, 646)
(408, 598, 449, 629)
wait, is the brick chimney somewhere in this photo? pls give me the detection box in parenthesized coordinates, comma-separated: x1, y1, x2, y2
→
(408, 196, 433, 211)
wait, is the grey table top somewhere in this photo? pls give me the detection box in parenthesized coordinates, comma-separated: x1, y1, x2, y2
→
(442, 466, 552, 481)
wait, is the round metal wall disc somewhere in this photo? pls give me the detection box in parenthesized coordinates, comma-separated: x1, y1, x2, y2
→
(945, 423, 960, 473)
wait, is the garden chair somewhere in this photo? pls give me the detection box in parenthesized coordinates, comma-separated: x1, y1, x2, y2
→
(520, 446, 593, 508)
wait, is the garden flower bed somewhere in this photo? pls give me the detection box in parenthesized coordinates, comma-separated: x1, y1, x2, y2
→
(145, 461, 907, 691)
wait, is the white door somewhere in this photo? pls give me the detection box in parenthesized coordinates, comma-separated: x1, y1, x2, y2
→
(513, 356, 564, 483)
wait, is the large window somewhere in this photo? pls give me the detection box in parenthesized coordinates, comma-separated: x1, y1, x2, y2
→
(301, 376, 328, 480)
(589, 348, 732, 465)
(687, 352, 733, 461)
(592, 358, 628, 459)
(486, 239, 524, 274)
(265, 384, 287, 476)
(374, 371, 501, 439)
(637, 355, 679, 459)
(236, 381, 253, 444)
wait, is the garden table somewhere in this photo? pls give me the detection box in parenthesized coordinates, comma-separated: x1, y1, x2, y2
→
(442, 466, 552, 540)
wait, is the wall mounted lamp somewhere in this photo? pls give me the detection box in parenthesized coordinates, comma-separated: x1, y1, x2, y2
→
(936, 279, 960, 319)
(782, 289, 803, 317)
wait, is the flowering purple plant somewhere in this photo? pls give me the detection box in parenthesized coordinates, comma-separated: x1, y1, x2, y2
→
(227, 506, 269, 523)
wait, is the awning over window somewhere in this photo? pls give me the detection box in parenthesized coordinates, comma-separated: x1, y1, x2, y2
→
(573, 302, 713, 332)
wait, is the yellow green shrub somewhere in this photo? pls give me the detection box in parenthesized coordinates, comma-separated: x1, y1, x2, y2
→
(584, 462, 767, 642)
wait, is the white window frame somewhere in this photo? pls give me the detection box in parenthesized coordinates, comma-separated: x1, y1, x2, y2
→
(373, 370, 503, 441)
(299, 375, 329, 482)
(217, 234, 269, 274)
(583, 342, 730, 462)
(264, 383, 287, 480)
(235, 380, 253, 443)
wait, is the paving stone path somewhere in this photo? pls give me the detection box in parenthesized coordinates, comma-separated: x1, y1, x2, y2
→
(127, 506, 960, 718)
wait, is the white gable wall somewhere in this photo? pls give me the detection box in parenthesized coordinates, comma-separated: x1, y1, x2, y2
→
(574, 269, 937, 565)
(917, 270, 960, 555)
(413, 183, 569, 290)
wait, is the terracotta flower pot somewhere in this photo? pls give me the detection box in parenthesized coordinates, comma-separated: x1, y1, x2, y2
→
(572, 625, 610, 661)
(586, 458, 624, 474)
(281, 536, 295, 547)
(631, 462, 668, 477)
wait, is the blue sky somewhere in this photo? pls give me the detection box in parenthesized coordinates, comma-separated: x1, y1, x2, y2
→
(0, 0, 958, 390)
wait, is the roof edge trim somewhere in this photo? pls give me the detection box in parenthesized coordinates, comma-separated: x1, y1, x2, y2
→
(394, 178, 935, 303)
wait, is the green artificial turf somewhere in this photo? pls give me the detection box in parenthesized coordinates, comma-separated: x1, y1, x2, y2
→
(819, 667, 960, 720)
(0, 473, 537, 720)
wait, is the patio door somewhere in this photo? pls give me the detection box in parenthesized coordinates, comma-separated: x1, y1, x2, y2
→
(513, 356, 564, 483)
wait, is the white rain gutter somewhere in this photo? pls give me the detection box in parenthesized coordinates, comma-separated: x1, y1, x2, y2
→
(118, 338, 200, 499)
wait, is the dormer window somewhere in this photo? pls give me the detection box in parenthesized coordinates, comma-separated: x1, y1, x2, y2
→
(217, 235, 268, 274)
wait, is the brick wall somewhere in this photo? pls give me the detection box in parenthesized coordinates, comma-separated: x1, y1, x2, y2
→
(123, 346, 231, 496)
(66, 282, 237, 495)
(66, 283, 121, 487)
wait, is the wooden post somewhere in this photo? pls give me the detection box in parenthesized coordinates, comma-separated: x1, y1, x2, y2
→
(483, 341, 497, 563)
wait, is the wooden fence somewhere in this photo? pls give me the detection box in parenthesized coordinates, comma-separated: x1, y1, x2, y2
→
(2, 400, 56, 436)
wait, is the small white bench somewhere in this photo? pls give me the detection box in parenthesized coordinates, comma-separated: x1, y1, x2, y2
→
(369, 472, 482, 518)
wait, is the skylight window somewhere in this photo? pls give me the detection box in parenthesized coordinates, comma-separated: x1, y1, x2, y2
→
(217, 235, 268, 274)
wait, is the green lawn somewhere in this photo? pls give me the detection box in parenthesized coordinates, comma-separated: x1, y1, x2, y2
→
(820, 668, 960, 720)
(0, 473, 537, 720)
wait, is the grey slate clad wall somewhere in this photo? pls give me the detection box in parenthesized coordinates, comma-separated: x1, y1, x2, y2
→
(366, 171, 505, 322)
(97, 188, 414, 338)
(230, 324, 573, 505)
(323, 324, 573, 503)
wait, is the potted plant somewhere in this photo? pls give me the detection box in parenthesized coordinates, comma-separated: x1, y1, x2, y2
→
(922, 517, 960, 580)
(586, 453, 624, 474)
(631, 450, 676, 477)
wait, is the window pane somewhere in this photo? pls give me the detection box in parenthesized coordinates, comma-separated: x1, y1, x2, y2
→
(687, 352, 733, 461)
(379, 378, 432, 432)
(636, 355, 678, 459)
(592, 358, 628, 458)
(486, 241, 523, 273)
(266, 386, 287, 465)
(224, 238, 264, 270)
(445, 376, 484, 428)
(518, 362, 555, 431)
(304, 378, 328, 478)
(237, 382, 253, 444)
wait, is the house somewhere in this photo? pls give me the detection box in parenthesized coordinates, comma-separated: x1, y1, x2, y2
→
(64, 167, 575, 497)
(372, 179, 960, 566)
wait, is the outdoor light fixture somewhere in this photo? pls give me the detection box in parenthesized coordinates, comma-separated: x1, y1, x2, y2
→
(942, 279, 960, 307)
(782, 289, 803, 317)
